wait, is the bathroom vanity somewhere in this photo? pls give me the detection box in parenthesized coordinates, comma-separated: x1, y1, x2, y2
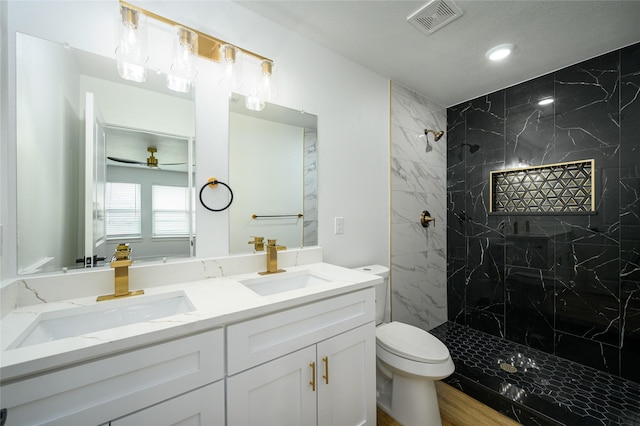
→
(0, 249, 380, 425)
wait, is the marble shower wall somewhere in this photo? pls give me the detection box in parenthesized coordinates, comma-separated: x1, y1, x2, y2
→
(446, 42, 640, 382)
(391, 82, 447, 330)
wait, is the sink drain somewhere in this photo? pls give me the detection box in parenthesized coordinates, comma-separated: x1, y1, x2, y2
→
(500, 362, 518, 373)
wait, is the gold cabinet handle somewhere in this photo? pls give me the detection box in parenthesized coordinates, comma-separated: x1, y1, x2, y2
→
(309, 362, 316, 391)
(322, 356, 329, 384)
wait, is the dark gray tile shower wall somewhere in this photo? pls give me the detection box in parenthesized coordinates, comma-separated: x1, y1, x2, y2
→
(446, 41, 640, 383)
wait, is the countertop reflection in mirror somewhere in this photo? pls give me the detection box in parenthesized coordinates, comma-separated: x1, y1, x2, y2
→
(228, 94, 318, 254)
(16, 32, 195, 275)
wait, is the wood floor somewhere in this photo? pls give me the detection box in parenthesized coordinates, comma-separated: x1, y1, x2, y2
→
(377, 382, 521, 426)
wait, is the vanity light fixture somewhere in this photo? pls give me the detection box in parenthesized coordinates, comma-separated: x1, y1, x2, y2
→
(117, 1, 275, 95)
(166, 26, 198, 93)
(485, 43, 514, 61)
(538, 97, 554, 106)
(116, 4, 148, 82)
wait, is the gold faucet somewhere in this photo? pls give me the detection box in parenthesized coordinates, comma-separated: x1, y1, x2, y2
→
(97, 243, 144, 301)
(259, 239, 286, 275)
(248, 236, 265, 251)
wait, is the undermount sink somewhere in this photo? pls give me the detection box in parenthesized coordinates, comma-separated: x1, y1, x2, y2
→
(11, 291, 194, 349)
(239, 270, 332, 296)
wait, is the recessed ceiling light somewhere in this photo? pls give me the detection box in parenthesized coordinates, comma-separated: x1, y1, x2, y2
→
(485, 44, 514, 61)
(538, 97, 554, 106)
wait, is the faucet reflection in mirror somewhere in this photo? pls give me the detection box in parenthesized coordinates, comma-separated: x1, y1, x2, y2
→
(116, 1, 278, 105)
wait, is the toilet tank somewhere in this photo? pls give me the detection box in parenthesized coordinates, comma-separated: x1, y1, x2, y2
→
(352, 265, 389, 325)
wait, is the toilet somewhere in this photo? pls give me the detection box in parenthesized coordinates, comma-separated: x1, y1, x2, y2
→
(354, 265, 454, 426)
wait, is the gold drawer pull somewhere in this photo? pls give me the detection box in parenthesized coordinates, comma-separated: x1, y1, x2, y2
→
(322, 356, 329, 384)
(310, 362, 316, 391)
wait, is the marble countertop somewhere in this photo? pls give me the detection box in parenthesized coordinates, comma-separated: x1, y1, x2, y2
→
(0, 262, 381, 382)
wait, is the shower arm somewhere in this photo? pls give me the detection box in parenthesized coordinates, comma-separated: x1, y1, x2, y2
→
(424, 129, 444, 142)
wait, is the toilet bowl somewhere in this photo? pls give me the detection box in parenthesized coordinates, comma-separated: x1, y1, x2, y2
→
(353, 265, 454, 426)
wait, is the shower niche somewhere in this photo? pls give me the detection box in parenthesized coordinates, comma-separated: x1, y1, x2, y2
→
(490, 159, 595, 214)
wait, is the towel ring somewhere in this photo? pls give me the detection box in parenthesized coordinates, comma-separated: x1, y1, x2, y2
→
(199, 178, 233, 212)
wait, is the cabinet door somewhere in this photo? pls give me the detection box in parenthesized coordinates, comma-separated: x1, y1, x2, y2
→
(227, 346, 317, 426)
(111, 381, 224, 426)
(317, 322, 376, 426)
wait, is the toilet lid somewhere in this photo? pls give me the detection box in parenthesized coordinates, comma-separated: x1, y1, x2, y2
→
(376, 322, 450, 363)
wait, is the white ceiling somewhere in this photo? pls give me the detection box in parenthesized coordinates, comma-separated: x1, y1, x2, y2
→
(234, 0, 640, 107)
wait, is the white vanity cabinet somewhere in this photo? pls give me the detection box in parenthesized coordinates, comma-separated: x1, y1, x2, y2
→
(0, 328, 224, 426)
(226, 289, 376, 426)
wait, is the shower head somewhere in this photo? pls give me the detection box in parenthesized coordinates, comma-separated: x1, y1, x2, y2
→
(425, 129, 444, 142)
(463, 143, 480, 153)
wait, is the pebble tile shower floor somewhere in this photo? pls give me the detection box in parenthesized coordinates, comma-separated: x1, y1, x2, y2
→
(430, 322, 640, 425)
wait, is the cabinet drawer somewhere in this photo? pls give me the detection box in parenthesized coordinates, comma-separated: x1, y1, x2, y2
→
(0, 328, 223, 425)
(112, 381, 224, 426)
(227, 288, 374, 375)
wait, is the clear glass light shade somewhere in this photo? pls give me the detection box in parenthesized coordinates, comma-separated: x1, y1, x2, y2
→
(256, 59, 277, 102)
(245, 59, 278, 111)
(116, 6, 148, 82)
(219, 44, 243, 92)
(167, 26, 198, 93)
(244, 95, 265, 112)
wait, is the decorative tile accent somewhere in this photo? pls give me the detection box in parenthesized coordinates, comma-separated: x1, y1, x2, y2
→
(490, 160, 595, 213)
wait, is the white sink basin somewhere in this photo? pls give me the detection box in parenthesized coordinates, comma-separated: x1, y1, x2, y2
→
(240, 271, 332, 296)
(11, 291, 194, 348)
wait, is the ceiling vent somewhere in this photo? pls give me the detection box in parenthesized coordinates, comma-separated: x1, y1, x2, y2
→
(407, 0, 463, 35)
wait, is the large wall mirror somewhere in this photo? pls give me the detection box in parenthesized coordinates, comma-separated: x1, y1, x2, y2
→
(16, 32, 196, 274)
(15, 32, 319, 274)
(228, 94, 318, 254)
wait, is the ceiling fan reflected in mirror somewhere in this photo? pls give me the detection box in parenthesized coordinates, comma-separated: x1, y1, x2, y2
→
(108, 147, 186, 168)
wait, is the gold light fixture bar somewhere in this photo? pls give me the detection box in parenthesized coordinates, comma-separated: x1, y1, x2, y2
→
(119, 0, 272, 64)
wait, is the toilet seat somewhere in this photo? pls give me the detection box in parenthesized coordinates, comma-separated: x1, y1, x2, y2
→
(376, 321, 450, 363)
